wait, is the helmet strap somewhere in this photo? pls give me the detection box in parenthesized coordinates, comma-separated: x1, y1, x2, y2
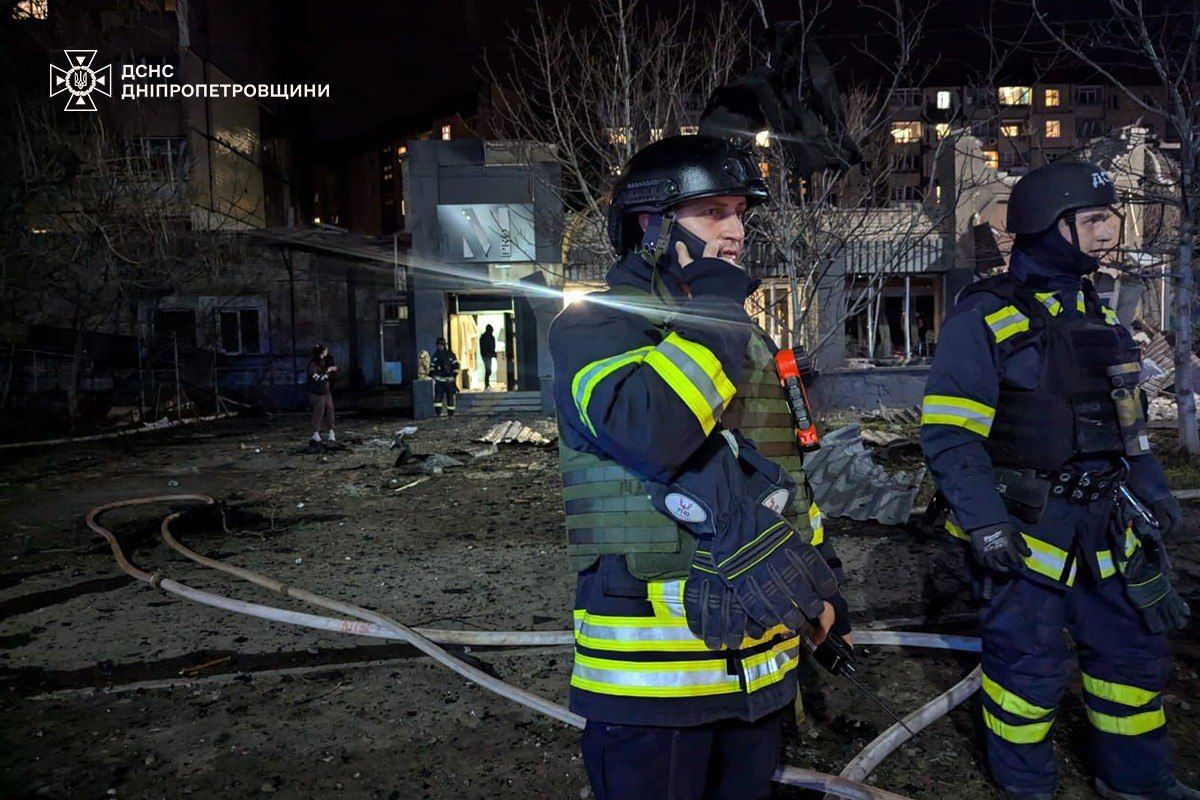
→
(1063, 213, 1082, 251)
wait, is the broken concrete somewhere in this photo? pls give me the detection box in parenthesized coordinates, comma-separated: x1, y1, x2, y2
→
(805, 424, 926, 526)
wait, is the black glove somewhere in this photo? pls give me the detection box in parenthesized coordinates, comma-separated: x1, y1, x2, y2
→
(1119, 545, 1191, 633)
(1149, 496, 1184, 542)
(683, 257, 752, 301)
(826, 592, 853, 637)
(969, 521, 1031, 574)
(683, 554, 764, 650)
(649, 432, 838, 634)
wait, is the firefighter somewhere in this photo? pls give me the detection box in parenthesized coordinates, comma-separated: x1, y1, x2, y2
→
(921, 159, 1196, 800)
(549, 134, 850, 800)
(430, 337, 459, 417)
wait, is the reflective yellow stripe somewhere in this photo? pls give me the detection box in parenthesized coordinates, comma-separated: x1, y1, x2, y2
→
(1076, 291, 1087, 313)
(571, 347, 653, 435)
(945, 517, 969, 541)
(1035, 292, 1063, 316)
(744, 638, 800, 692)
(1086, 707, 1166, 736)
(1103, 307, 1120, 325)
(983, 707, 1054, 743)
(1098, 527, 1138, 579)
(643, 332, 735, 435)
(646, 579, 685, 620)
(662, 332, 737, 407)
(985, 305, 1031, 343)
(1082, 673, 1159, 707)
(1021, 533, 1073, 585)
(982, 672, 1054, 719)
(808, 502, 825, 546)
(571, 652, 742, 697)
(921, 394, 996, 437)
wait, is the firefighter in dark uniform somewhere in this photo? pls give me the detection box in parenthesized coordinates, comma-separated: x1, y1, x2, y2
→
(549, 134, 850, 800)
(921, 160, 1196, 800)
(430, 337, 459, 416)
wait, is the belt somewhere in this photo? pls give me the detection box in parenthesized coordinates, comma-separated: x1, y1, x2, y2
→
(1048, 463, 1127, 504)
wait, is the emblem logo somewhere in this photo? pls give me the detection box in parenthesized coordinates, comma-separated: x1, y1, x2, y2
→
(49, 50, 112, 111)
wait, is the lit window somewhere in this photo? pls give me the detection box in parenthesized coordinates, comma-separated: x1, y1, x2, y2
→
(650, 128, 664, 142)
(313, 216, 322, 224)
(679, 125, 699, 136)
(12, 0, 48, 18)
(1044, 88, 1060, 107)
(759, 161, 769, 180)
(1045, 119, 1061, 139)
(397, 145, 407, 156)
(606, 127, 631, 145)
(890, 121, 922, 143)
(935, 183, 942, 202)
(1001, 123, 1023, 137)
(983, 150, 999, 170)
(936, 91, 951, 110)
(998, 86, 1032, 106)
(754, 130, 771, 147)
(935, 123, 950, 140)
(441, 125, 452, 140)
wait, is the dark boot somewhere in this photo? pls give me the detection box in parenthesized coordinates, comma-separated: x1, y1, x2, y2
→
(1096, 778, 1200, 800)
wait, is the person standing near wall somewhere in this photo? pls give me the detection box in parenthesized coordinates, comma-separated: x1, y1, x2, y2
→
(479, 324, 497, 389)
(430, 337, 460, 416)
(306, 344, 337, 445)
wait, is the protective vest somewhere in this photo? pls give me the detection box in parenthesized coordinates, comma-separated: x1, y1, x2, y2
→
(962, 275, 1138, 472)
(559, 289, 814, 581)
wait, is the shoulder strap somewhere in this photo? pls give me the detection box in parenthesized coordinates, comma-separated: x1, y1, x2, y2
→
(958, 273, 1052, 326)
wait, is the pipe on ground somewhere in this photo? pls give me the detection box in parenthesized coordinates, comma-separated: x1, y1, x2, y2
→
(90, 495, 986, 800)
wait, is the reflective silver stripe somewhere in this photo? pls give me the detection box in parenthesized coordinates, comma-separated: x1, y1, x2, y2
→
(571, 653, 741, 695)
(744, 639, 800, 691)
(656, 337, 730, 423)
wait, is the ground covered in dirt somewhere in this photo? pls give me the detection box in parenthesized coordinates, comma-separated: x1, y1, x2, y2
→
(0, 411, 1197, 799)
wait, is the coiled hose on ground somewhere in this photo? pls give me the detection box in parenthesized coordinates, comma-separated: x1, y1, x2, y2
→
(88, 494, 985, 800)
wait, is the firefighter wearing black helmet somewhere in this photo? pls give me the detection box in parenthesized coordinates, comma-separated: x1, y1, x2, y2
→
(549, 134, 851, 799)
(921, 159, 1196, 800)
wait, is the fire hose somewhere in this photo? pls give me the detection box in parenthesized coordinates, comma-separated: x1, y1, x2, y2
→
(88, 494, 985, 800)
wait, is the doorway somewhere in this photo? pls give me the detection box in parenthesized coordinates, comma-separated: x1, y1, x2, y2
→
(448, 294, 517, 392)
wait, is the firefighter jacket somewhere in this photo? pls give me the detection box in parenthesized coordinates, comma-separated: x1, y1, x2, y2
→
(550, 252, 837, 726)
(920, 245, 1171, 589)
(430, 348, 459, 382)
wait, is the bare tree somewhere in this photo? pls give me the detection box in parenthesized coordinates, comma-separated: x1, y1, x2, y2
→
(487, 0, 756, 273)
(1032, 0, 1200, 452)
(1, 99, 235, 428)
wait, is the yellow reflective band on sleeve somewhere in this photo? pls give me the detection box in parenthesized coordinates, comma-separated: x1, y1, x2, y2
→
(807, 503, 825, 546)
(643, 332, 736, 436)
(1035, 292, 1063, 316)
(982, 672, 1054, 719)
(1086, 707, 1166, 736)
(985, 305, 1031, 343)
(743, 638, 801, 692)
(1076, 291, 1087, 313)
(1103, 307, 1120, 325)
(571, 346, 654, 435)
(944, 517, 969, 541)
(921, 394, 996, 437)
(1082, 673, 1159, 708)
(983, 707, 1054, 744)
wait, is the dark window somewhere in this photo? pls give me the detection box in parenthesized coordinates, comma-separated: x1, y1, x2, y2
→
(1074, 86, 1100, 105)
(892, 152, 922, 172)
(1076, 118, 1104, 138)
(155, 309, 196, 346)
(218, 309, 262, 355)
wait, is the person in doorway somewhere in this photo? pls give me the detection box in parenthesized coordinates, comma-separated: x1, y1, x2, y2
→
(479, 324, 497, 389)
(430, 337, 459, 417)
(549, 134, 850, 800)
(306, 344, 338, 445)
(921, 160, 1195, 800)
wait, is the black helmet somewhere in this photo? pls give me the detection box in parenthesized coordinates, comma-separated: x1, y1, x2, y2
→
(1006, 160, 1118, 235)
(607, 134, 769, 253)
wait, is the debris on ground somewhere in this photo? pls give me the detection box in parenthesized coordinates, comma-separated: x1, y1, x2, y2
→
(863, 407, 920, 426)
(452, 442, 498, 460)
(1149, 394, 1200, 423)
(860, 428, 907, 447)
(477, 420, 558, 446)
(418, 453, 463, 474)
(804, 424, 926, 526)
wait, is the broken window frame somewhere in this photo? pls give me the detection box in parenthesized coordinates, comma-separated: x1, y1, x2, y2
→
(217, 308, 264, 356)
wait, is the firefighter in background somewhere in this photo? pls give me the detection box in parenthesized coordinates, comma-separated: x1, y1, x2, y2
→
(549, 134, 850, 800)
(921, 160, 1196, 800)
(430, 337, 459, 417)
